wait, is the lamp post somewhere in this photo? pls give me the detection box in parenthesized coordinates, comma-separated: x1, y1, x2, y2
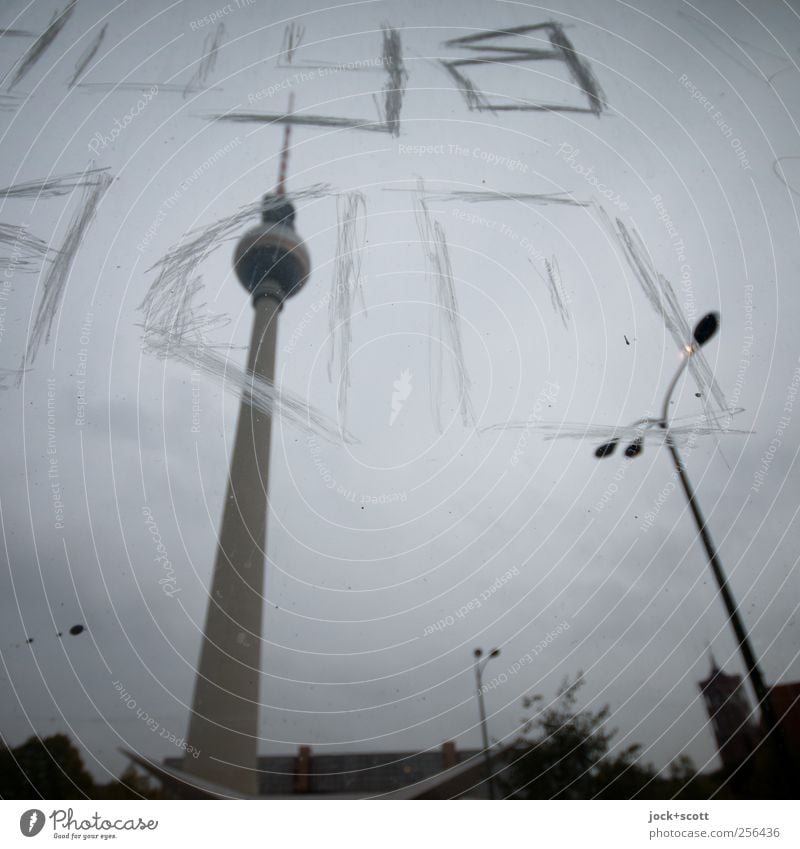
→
(473, 647, 500, 799)
(594, 312, 780, 741)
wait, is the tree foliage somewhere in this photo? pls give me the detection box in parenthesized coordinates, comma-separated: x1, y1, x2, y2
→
(501, 675, 715, 799)
(0, 734, 160, 799)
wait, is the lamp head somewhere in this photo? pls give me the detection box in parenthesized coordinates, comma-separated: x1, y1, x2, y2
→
(625, 438, 643, 458)
(693, 312, 719, 348)
(489, 648, 500, 658)
(595, 440, 618, 458)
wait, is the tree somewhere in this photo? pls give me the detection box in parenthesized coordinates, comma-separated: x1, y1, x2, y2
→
(95, 765, 162, 799)
(0, 734, 161, 799)
(0, 733, 95, 798)
(501, 674, 712, 799)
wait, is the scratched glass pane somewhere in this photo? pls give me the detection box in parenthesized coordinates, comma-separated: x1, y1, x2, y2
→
(0, 0, 798, 804)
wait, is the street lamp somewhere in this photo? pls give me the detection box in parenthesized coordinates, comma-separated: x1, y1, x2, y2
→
(594, 312, 780, 741)
(473, 647, 500, 799)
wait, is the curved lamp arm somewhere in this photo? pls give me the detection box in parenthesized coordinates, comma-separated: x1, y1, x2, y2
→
(660, 353, 692, 430)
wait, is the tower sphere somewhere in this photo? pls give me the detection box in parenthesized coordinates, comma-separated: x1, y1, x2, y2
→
(234, 194, 310, 302)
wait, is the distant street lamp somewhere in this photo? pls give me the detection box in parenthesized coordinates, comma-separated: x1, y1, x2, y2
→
(594, 312, 780, 740)
(473, 647, 500, 799)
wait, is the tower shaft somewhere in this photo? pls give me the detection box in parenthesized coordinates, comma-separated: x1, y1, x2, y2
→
(183, 294, 281, 795)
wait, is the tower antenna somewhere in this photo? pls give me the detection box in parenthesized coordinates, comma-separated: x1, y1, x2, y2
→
(275, 92, 295, 196)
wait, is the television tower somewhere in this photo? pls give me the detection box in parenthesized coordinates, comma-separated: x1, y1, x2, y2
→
(183, 101, 310, 795)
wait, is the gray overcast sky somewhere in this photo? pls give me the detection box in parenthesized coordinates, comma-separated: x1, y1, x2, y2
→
(1, 0, 799, 786)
